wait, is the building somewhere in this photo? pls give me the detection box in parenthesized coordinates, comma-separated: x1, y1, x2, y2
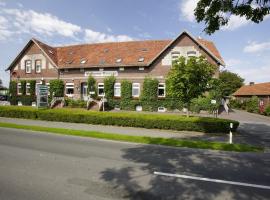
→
(6, 31, 225, 100)
(233, 82, 270, 106)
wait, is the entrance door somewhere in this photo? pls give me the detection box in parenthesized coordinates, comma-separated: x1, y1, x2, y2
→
(81, 83, 88, 101)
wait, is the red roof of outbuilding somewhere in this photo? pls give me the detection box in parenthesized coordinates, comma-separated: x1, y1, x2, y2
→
(233, 82, 270, 96)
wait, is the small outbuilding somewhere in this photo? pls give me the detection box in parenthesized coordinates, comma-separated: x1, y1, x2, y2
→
(233, 82, 270, 106)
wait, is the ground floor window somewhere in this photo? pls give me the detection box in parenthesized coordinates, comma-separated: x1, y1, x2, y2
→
(158, 83, 165, 97)
(65, 83, 74, 97)
(114, 83, 121, 97)
(26, 83, 30, 95)
(98, 83, 104, 97)
(132, 83, 140, 97)
(17, 83, 22, 95)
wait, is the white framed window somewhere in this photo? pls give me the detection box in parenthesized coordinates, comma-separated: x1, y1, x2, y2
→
(26, 83, 30, 95)
(171, 51, 180, 61)
(17, 83, 22, 95)
(35, 60, 42, 73)
(158, 83, 165, 97)
(46, 82, 50, 91)
(114, 83, 121, 97)
(98, 83, 105, 97)
(25, 60, 32, 73)
(65, 83, 74, 97)
(187, 50, 197, 57)
(139, 67, 144, 71)
(132, 83, 140, 97)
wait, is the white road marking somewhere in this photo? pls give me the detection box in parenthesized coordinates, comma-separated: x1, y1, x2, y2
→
(154, 171, 270, 190)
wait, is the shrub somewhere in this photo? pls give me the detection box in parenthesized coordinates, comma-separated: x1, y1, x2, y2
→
(20, 80, 26, 95)
(9, 81, 17, 105)
(246, 96, 259, 113)
(0, 106, 239, 133)
(87, 75, 97, 98)
(49, 80, 64, 97)
(29, 80, 36, 96)
(104, 76, 116, 99)
(18, 96, 36, 106)
(140, 77, 159, 111)
(264, 105, 270, 116)
(120, 80, 133, 110)
(65, 99, 86, 108)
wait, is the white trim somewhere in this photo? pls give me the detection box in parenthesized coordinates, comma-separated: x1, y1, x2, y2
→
(17, 83, 22, 95)
(26, 83, 30, 95)
(158, 83, 166, 97)
(98, 83, 105, 97)
(114, 83, 121, 97)
(132, 83, 140, 97)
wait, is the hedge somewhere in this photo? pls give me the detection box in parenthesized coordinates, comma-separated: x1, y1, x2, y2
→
(0, 106, 239, 133)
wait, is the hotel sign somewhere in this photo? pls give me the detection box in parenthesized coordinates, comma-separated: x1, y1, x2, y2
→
(85, 71, 118, 77)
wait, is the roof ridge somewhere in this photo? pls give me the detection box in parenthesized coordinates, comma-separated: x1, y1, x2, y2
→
(55, 39, 172, 49)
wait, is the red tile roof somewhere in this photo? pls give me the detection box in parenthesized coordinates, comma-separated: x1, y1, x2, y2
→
(7, 32, 224, 70)
(233, 82, 270, 96)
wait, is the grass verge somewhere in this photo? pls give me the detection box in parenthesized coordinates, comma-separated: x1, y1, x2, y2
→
(0, 122, 263, 152)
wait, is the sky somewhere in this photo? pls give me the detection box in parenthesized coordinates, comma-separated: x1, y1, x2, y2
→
(0, 0, 269, 87)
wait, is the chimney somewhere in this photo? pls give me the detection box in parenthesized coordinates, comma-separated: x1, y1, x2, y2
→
(249, 82, 255, 86)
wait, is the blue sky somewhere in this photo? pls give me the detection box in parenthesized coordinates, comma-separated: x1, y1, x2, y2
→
(0, 0, 269, 87)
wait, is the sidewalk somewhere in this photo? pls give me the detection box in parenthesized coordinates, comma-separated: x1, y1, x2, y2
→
(0, 117, 232, 143)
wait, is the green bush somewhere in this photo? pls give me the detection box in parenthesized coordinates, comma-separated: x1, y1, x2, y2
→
(120, 80, 133, 110)
(104, 76, 116, 99)
(18, 96, 36, 106)
(65, 99, 86, 108)
(9, 81, 17, 105)
(29, 80, 36, 96)
(246, 96, 259, 113)
(264, 105, 270, 116)
(140, 77, 159, 111)
(0, 106, 239, 133)
(49, 80, 64, 97)
(20, 80, 26, 95)
(87, 75, 97, 99)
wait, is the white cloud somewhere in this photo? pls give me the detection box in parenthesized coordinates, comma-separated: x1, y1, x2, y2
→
(0, 15, 13, 40)
(179, 0, 198, 22)
(84, 29, 133, 43)
(221, 15, 250, 31)
(226, 58, 243, 67)
(243, 41, 270, 53)
(2, 8, 82, 38)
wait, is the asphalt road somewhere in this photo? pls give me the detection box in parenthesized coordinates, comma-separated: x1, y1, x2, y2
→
(0, 128, 270, 200)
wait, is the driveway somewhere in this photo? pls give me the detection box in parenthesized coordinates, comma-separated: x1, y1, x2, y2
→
(219, 110, 270, 148)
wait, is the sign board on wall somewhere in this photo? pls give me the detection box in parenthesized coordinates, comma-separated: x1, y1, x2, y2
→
(37, 85, 48, 108)
(85, 71, 118, 77)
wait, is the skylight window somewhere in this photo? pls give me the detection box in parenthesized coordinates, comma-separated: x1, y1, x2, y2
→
(116, 58, 122, 63)
(141, 48, 148, 52)
(69, 51, 74, 55)
(80, 58, 87, 64)
(65, 60, 73, 64)
(48, 50, 54, 54)
(138, 57, 144, 62)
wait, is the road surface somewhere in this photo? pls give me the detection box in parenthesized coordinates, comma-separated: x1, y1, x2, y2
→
(0, 127, 269, 200)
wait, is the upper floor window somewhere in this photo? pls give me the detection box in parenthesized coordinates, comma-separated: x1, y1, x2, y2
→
(17, 83, 22, 95)
(114, 83, 121, 97)
(171, 51, 180, 61)
(35, 60, 42, 73)
(26, 83, 30, 95)
(187, 51, 197, 57)
(132, 83, 140, 97)
(98, 83, 105, 97)
(158, 83, 166, 97)
(25, 60, 32, 73)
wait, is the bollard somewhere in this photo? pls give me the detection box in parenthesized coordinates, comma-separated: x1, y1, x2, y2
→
(229, 123, 233, 144)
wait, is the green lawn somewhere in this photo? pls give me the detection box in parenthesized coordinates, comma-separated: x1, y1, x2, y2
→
(0, 122, 263, 153)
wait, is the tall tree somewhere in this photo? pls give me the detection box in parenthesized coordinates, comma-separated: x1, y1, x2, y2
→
(166, 56, 215, 116)
(195, 0, 270, 34)
(218, 70, 244, 96)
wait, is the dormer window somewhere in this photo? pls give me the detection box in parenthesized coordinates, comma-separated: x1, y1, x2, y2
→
(48, 50, 54, 54)
(187, 51, 197, 57)
(65, 60, 73, 64)
(119, 67, 125, 71)
(171, 51, 180, 61)
(138, 57, 144, 62)
(116, 58, 122, 63)
(25, 60, 32, 73)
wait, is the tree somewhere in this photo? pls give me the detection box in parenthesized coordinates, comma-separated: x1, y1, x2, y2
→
(195, 0, 270, 34)
(49, 80, 64, 97)
(166, 56, 215, 116)
(104, 75, 116, 99)
(219, 70, 244, 96)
